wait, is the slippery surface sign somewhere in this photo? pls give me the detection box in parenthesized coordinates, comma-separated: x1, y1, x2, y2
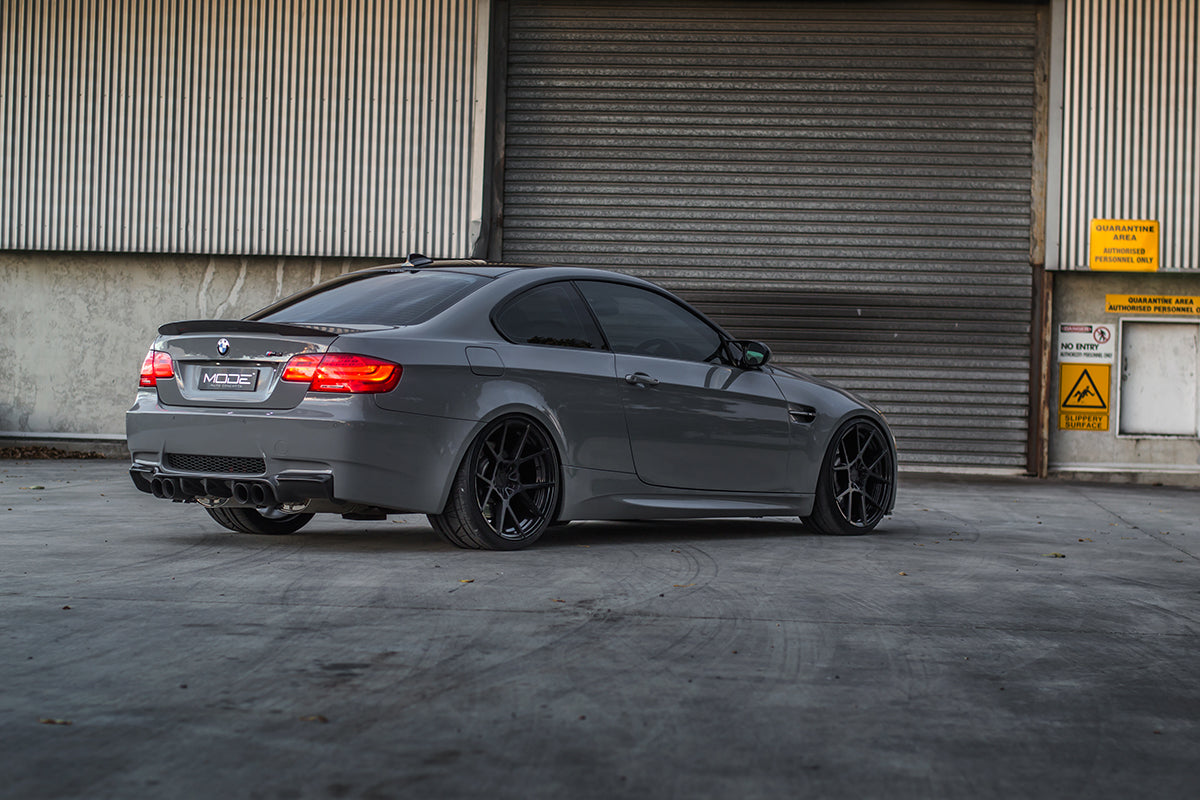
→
(1060, 363, 1111, 431)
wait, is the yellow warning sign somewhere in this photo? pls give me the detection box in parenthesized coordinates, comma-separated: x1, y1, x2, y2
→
(1089, 219, 1159, 271)
(1059, 364, 1110, 431)
(1105, 294, 1200, 315)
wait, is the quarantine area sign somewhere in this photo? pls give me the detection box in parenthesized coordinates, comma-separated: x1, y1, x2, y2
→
(1059, 364, 1111, 431)
(1105, 294, 1200, 315)
(1089, 219, 1159, 271)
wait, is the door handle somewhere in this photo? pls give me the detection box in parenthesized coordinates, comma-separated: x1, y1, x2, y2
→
(624, 372, 660, 387)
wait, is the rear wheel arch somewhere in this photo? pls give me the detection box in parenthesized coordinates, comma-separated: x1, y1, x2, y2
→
(433, 401, 570, 512)
(429, 412, 565, 550)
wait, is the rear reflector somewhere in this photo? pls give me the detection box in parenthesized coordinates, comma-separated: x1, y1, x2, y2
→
(139, 350, 175, 387)
(282, 353, 401, 394)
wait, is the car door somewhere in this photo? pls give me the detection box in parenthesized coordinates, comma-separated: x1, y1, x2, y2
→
(491, 280, 630, 473)
(575, 280, 792, 493)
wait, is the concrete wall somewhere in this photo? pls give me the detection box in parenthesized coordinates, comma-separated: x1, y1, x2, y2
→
(0, 252, 382, 436)
(1050, 270, 1200, 482)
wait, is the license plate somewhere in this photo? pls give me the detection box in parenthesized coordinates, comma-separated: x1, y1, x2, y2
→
(198, 366, 259, 392)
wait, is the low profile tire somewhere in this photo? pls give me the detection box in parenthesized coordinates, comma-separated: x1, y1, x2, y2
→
(205, 506, 314, 535)
(805, 418, 895, 536)
(429, 415, 562, 550)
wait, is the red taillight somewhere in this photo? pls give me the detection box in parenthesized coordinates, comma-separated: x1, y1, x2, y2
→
(282, 353, 401, 394)
(139, 350, 174, 387)
(281, 354, 322, 384)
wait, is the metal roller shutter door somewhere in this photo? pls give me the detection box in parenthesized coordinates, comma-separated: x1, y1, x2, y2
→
(501, 0, 1038, 470)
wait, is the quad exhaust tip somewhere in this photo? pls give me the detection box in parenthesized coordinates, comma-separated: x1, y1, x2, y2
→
(232, 481, 276, 508)
(151, 477, 176, 499)
(249, 483, 269, 507)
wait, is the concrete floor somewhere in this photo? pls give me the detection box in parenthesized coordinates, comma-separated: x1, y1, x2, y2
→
(1, 459, 1197, 799)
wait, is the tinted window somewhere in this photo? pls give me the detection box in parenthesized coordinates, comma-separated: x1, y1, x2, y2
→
(494, 282, 605, 350)
(252, 270, 486, 326)
(576, 281, 724, 362)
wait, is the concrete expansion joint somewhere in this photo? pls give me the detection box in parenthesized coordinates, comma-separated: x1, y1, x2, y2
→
(1074, 488, 1200, 562)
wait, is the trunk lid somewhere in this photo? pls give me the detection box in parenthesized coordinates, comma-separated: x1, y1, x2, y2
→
(150, 320, 386, 409)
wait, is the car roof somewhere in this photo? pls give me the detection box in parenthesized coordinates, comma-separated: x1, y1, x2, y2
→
(364, 258, 644, 285)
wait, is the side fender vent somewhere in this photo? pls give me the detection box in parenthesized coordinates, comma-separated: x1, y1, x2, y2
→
(788, 405, 817, 425)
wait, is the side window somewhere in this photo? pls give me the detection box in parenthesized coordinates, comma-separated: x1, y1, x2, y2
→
(576, 281, 724, 362)
(493, 282, 605, 350)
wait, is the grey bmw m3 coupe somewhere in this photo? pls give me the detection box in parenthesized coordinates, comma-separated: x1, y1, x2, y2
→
(127, 257, 897, 549)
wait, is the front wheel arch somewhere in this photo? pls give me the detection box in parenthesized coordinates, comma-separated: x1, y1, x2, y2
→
(804, 416, 896, 535)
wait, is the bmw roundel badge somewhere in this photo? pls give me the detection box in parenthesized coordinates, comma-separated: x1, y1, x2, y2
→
(216, 338, 231, 356)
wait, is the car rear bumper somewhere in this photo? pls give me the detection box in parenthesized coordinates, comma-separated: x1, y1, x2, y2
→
(125, 391, 474, 514)
(129, 462, 335, 506)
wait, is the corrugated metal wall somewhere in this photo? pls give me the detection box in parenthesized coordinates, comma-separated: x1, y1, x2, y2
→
(1059, 0, 1199, 269)
(501, 0, 1038, 469)
(0, 0, 489, 257)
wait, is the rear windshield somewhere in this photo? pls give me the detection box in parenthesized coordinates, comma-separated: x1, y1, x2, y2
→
(251, 270, 487, 326)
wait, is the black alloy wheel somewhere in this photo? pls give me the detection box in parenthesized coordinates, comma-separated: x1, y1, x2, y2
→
(805, 418, 894, 535)
(430, 416, 562, 550)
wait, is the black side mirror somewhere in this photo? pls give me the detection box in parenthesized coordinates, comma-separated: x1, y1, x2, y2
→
(730, 340, 770, 369)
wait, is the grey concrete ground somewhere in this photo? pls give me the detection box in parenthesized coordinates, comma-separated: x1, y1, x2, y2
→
(1, 459, 1198, 800)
